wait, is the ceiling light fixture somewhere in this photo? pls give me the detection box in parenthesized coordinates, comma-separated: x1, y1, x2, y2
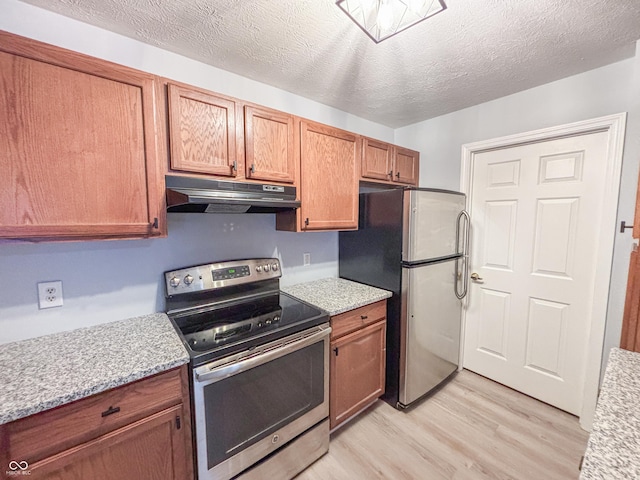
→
(337, 0, 446, 43)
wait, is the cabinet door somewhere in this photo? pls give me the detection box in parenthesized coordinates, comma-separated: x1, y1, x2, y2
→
(393, 147, 420, 185)
(361, 138, 393, 182)
(168, 83, 237, 177)
(245, 105, 295, 183)
(621, 248, 640, 352)
(0, 33, 163, 240)
(28, 406, 190, 480)
(300, 121, 359, 230)
(330, 320, 386, 429)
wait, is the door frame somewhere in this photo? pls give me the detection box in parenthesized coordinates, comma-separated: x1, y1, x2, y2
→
(459, 113, 627, 430)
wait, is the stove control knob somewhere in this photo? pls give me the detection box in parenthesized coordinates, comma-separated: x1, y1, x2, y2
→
(256, 265, 262, 273)
(273, 315, 280, 323)
(271, 263, 279, 271)
(264, 264, 271, 272)
(169, 276, 180, 288)
(265, 318, 272, 325)
(184, 274, 194, 285)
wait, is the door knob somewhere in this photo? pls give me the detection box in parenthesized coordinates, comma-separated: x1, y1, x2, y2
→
(470, 272, 484, 283)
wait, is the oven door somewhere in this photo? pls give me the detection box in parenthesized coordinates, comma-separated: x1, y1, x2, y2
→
(192, 323, 330, 480)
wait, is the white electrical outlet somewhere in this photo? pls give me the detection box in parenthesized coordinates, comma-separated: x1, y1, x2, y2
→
(303, 253, 311, 266)
(37, 281, 64, 309)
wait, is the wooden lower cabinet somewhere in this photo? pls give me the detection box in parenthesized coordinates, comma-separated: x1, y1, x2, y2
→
(621, 248, 640, 351)
(330, 301, 387, 430)
(28, 406, 188, 480)
(0, 366, 193, 480)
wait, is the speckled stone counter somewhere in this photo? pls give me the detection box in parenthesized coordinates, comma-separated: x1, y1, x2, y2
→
(282, 277, 392, 316)
(0, 313, 189, 425)
(580, 347, 640, 479)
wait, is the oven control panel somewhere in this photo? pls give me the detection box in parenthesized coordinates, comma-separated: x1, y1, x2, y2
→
(165, 258, 281, 295)
(212, 265, 251, 281)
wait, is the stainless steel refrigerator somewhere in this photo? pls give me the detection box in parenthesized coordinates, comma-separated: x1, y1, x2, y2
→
(339, 187, 469, 408)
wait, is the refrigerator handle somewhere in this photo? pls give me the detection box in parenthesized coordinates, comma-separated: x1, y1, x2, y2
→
(455, 210, 471, 299)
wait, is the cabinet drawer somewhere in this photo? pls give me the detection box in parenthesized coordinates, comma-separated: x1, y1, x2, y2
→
(330, 300, 386, 340)
(5, 366, 185, 465)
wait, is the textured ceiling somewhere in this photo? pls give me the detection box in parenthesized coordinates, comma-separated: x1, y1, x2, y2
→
(16, 0, 640, 128)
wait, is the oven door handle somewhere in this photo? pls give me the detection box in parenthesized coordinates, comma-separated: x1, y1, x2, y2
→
(194, 325, 331, 384)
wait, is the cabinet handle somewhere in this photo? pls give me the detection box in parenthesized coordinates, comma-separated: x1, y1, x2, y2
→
(232, 160, 238, 172)
(151, 217, 159, 229)
(176, 416, 181, 430)
(101, 406, 121, 417)
(333, 347, 339, 356)
(361, 315, 368, 320)
(250, 164, 256, 174)
(621, 221, 634, 233)
(304, 218, 309, 227)
(396, 171, 401, 179)
(388, 170, 393, 177)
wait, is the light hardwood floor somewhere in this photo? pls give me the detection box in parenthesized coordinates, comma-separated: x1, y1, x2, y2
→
(298, 370, 589, 480)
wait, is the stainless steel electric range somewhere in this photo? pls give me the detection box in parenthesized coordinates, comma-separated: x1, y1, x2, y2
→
(164, 258, 330, 480)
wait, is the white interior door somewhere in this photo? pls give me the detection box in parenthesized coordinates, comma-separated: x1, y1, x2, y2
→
(463, 131, 609, 415)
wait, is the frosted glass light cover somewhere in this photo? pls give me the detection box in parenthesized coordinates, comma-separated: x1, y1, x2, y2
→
(336, 0, 446, 43)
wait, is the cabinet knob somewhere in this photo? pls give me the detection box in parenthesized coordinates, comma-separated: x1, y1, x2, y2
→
(361, 315, 368, 320)
(396, 171, 401, 179)
(388, 170, 393, 177)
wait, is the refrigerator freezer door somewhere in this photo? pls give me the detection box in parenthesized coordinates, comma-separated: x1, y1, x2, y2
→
(399, 259, 462, 406)
(403, 190, 466, 263)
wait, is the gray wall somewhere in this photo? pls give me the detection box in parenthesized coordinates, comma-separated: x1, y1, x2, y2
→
(0, 0, 393, 344)
(3, 0, 639, 380)
(395, 50, 640, 374)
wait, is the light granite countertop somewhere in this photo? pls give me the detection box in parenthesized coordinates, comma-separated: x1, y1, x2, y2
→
(0, 313, 189, 426)
(580, 347, 640, 479)
(282, 277, 392, 316)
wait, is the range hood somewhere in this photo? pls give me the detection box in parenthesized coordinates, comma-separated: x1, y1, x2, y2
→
(165, 175, 300, 213)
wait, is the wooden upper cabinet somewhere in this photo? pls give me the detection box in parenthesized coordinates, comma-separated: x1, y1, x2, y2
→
(168, 83, 237, 177)
(359, 138, 420, 187)
(362, 138, 393, 182)
(0, 31, 164, 240)
(393, 146, 420, 185)
(244, 105, 295, 183)
(299, 120, 360, 231)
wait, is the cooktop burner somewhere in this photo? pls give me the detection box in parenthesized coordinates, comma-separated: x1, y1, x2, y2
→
(164, 259, 329, 367)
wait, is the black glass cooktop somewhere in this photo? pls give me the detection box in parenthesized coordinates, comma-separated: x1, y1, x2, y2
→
(169, 292, 328, 366)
